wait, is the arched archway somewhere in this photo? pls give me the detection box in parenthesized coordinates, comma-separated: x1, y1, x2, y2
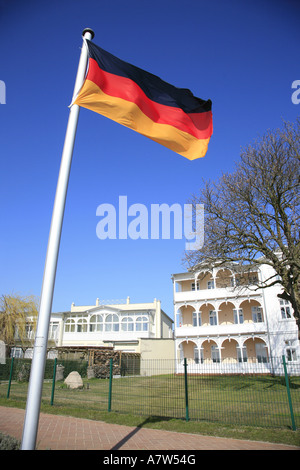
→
(176, 304, 196, 328)
(215, 268, 234, 289)
(199, 303, 217, 326)
(196, 270, 214, 290)
(239, 299, 264, 323)
(221, 338, 240, 363)
(178, 339, 198, 363)
(201, 339, 220, 363)
(218, 301, 236, 325)
(243, 337, 268, 363)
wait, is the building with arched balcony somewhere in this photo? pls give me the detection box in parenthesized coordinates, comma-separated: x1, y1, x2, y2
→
(172, 262, 300, 374)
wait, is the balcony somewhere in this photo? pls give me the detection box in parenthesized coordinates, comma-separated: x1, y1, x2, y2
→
(174, 285, 261, 303)
(176, 321, 267, 338)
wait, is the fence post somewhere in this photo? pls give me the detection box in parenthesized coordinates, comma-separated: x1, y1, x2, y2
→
(184, 358, 189, 422)
(282, 355, 296, 431)
(50, 358, 57, 406)
(7, 357, 14, 399)
(108, 358, 113, 412)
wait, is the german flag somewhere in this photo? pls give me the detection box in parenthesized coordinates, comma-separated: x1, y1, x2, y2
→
(74, 40, 213, 160)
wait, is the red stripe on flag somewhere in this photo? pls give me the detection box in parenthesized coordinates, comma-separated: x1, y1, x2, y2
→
(86, 58, 213, 140)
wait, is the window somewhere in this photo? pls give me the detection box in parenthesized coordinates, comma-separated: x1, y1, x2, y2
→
(211, 345, 220, 363)
(25, 323, 35, 340)
(121, 316, 134, 331)
(77, 318, 87, 333)
(233, 309, 244, 324)
(177, 313, 182, 328)
(280, 300, 292, 319)
(255, 343, 268, 363)
(179, 345, 184, 362)
(192, 311, 201, 327)
(252, 306, 263, 323)
(49, 322, 59, 340)
(207, 280, 215, 289)
(89, 314, 103, 332)
(194, 346, 199, 364)
(249, 275, 258, 285)
(11, 347, 23, 358)
(64, 318, 75, 332)
(209, 310, 217, 326)
(237, 347, 247, 362)
(105, 314, 119, 332)
(285, 340, 297, 362)
(191, 282, 199, 291)
(136, 316, 148, 331)
(194, 346, 204, 364)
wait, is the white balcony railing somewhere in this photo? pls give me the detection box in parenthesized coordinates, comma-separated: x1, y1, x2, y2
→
(176, 321, 266, 337)
(174, 286, 261, 303)
(63, 329, 153, 343)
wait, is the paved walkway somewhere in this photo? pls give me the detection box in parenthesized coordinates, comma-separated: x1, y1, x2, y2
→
(0, 406, 299, 451)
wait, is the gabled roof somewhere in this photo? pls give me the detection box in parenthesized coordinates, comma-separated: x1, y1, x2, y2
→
(82, 305, 121, 314)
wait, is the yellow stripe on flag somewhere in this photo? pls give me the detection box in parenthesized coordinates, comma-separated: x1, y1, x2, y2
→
(74, 80, 210, 160)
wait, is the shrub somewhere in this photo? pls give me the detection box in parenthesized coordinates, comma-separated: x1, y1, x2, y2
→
(15, 363, 31, 382)
(0, 432, 20, 450)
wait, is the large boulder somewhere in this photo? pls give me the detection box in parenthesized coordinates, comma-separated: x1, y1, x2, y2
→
(64, 371, 83, 389)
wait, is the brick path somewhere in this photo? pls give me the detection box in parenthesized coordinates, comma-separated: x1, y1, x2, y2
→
(0, 406, 299, 450)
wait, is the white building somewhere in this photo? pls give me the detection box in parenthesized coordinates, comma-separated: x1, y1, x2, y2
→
(172, 262, 300, 374)
(35, 297, 173, 357)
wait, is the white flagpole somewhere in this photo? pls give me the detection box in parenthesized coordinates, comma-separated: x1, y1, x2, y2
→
(21, 28, 94, 450)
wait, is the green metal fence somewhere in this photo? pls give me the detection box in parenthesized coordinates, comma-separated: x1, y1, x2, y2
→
(0, 356, 299, 430)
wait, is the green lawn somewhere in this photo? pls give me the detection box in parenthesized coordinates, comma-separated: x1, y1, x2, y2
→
(1, 373, 300, 447)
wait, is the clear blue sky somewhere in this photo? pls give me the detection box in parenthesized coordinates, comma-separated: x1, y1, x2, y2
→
(0, 0, 299, 319)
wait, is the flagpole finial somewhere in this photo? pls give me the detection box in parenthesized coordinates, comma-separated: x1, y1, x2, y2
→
(82, 28, 95, 39)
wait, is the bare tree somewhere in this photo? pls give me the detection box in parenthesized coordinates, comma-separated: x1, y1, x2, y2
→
(184, 119, 300, 329)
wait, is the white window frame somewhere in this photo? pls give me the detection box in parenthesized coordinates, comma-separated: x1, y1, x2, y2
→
(48, 322, 59, 340)
(64, 318, 75, 332)
(233, 308, 244, 324)
(211, 345, 220, 363)
(89, 314, 103, 332)
(121, 316, 134, 332)
(25, 322, 35, 340)
(105, 314, 119, 332)
(255, 343, 268, 363)
(252, 306, 263, 323)
(11, 347, 23, 358)
(285, 340, 298, 362)
(136, 316, 148, 332)
(194, 346, 204, 364)
(280, 300, 292, 320)
(192, 311, 201, 327)
(209, 310, 217, 326)
(237, 346, 247, 362)
(77, 318, 88, 333)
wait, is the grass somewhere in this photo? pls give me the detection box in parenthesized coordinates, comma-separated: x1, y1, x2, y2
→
(0, 373, 300, 448)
